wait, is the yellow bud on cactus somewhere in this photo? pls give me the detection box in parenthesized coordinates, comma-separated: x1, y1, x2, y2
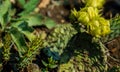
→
(80, 7, 99, 20)
(99, 17, 110, 26)
(89, 20, 100, 29)
(101, 26, 110, 36)
(86, 0, 105, 8)
(78, 12, 90, 25)
(70, 0, 111, 38)
(98, 17, 110, 36)
(87, 7, 99, 19)
(88, 20, 101, 37)
(90, 28, 101, 37)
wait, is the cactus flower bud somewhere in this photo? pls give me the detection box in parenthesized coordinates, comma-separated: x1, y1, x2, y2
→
(87, 7, 99, 19)
(88, 20, 101, 37)
(78, 12, 90, 25)
(86, 0, 105, 8)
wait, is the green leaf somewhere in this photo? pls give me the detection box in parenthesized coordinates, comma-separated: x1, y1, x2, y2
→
(0, 0, 11, 16)
(9, 9, 16, 17)
(19, 0, 40, 15)
(10, 27, 28, 57)
(21, 14, 56, 29)
(21, 14, 43, 26)
(0, 17, 4, 29)
(0, 11, 11, 30)
(0, 0, 11, 30)
(49, 64, 58, 69)
(42, 60, 48, 67)
(18, 0, 25, 6)
(44, 18, 56, 29)
(11, 21, 36, 41)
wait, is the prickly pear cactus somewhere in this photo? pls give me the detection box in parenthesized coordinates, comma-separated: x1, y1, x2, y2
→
(41, 24, 77, 70)
(42, 24, 108, 72)
(58, 33, 107, 72)
(44, 24, 77, 55)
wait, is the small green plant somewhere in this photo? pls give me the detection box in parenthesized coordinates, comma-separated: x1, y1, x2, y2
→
(42, 57, 58, 69)
(17, 36, 43, 70)
(0, 0, 56, 71)
(0, 0, 37, 57)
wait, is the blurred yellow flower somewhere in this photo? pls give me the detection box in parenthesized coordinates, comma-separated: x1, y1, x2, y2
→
(78, 11, 90, 25)
(86, 0, 105, 8)
(70, 0, 110, 38)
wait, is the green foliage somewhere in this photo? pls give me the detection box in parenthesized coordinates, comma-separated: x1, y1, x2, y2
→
(42, 57, 58, 69)
(11, 21, 35, 41)
(0, 0, 31, 57)
(10, 27, 28, 56)
(18, 0, 25, 6)
(18, 0, 40, 16)
(21, 14, 56, 29)
(17, 36, 43, 70)
(0, 0, 55, 56)
(0, 0, 56, 71)
(0, 0, 11, 30)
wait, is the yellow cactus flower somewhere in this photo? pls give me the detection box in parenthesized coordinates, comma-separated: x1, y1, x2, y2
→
(87, 19, 110, 37)
(87, 7, 99, 19)
(98, 17, 110, 26)
(89, 20, 100, 30)
(89, 28, 101, 37)
(70, 0, 110, 38)
(101, 26, 110, 36)
(80, 7, 99, 20)
(88, 20, 101, 37)
(98, 17, 110, 36)
(86, 0, 105, 8)
(78, 11, 90, 25)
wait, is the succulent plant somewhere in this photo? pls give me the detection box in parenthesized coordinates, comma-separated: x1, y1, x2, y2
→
(58, 33, 108, 72)
(44, 24, 77, 55)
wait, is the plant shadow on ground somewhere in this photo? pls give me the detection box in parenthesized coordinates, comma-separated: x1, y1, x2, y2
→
(59, 32, 105, 71)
